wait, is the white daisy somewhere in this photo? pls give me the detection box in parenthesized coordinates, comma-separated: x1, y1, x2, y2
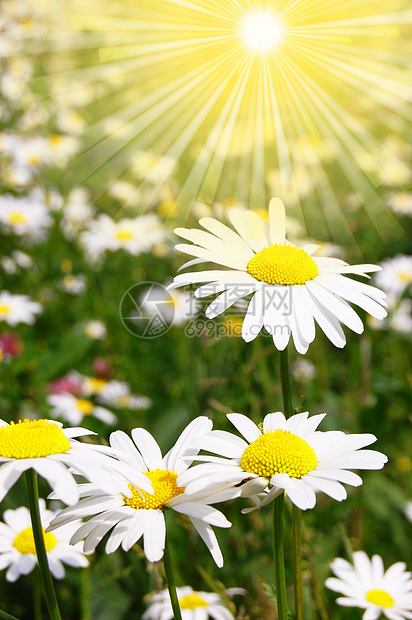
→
(96, 381, 151, 411)
(48, 418, 240, 566)
(387, 193, 412, 217)
(178, 411, 388, 511)
(0, 194, 52, 238)
(58, 273, 88, 295)
(0, 418, 143, 505)
(80, 213, 165, 261)
(0, 500, 88, 582)
(325, 551, 412, 620)
(142, 586, 235, 620)
(47, 394, 117, 426)
(0, 291, 42, 326)
(169, 198, 387, 354)
(82, 320, 107, 340)
(375, 255, 412, 298)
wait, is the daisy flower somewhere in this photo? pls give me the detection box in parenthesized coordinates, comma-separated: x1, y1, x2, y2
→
(0, 194, 52, 238)
(48, 418, 240, 566)
(178, 411, 388, 511)
(142, 586, 236, 620)
(0, 291, 42, 326)
(169, 198, 387, 353)
(80, 213, 165, 261)
(0, 418, 145, 505)
(375, 255, 412, 298)
(0, 500, 88, 582)
(325, 551, 412, 619)
(96, 380, 151, 411)
(47, 393, 117, 426)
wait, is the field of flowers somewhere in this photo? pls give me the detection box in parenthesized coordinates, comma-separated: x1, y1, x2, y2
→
(0, 1, 412, 619)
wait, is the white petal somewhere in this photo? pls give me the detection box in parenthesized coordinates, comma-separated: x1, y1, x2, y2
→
(227, 413, 261, 443)
(143, 510, 165, 562)
(131, 428, 163, 470)
(241, 289, 264, 342)
(268, 197, 286, 244)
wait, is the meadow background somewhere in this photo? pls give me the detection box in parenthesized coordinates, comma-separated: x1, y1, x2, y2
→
(0, 1, 411, 618)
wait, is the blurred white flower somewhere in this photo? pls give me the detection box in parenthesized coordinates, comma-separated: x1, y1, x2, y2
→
(143, 586, 236, 620)
(82, 320, 107, 340)
(97, 380, 151, 410)
(47, 394, 117, 426)
(291, 358, 316, 382)
(60, 188, 96, 240)
(375, 255, 412, 298)
(58, 274, 88, 295)
(0, 194, 52, 238)
(0, 291, 42, 325)
(387, 193, 412, 217)
(80, 213, 165, 261)
(390, 299, 412, 334)
(0, 500, 88, 582)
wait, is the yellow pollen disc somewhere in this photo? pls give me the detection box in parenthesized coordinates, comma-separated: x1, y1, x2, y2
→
(240, 429, 318, 479)
(123, 469, 185, 510)
(84, 378, 107, 394)
(398, 270, 412, 283)
(179, 594, 209, 609)
(49, 135, 63, 146)
(28, 156, 41, 166)
(116, 395, 131, 408)
(247, 244, 318, 285)
(0, 419, 71, 459)
(366, 589, 395, 608)
(76, 399, 94, 415)
(8, 212, 27, 226)
(13, 527, 58, 554)
(115, 231, 134, 241)
(0, 305, 11, 316)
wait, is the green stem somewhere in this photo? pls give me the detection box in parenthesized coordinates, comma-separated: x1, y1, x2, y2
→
(273, 494, 288, 620)
(163, 533, 182, 620)
(279, 347, 304, 620)
(279, 348, 293, 417)
(0, 611, 21, 620)
(292, 505, 303, 620)
(25, 470, 62, 620)
(79, 563, 92, 620)
(32, 568, 42, 620)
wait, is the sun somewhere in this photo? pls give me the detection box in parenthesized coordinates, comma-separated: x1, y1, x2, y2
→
(242, 12, 284, 53)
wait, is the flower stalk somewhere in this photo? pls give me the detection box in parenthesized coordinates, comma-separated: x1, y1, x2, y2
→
(273, 493, 288, 620)
(25, 470, 62, 620)
(163, 531, 183, 620)
(279, 347, 304, 620)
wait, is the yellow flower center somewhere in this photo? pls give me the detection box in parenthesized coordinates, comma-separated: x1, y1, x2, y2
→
(8, 212, 27, 226)
(240, 429, 318, 479)
(247, 244, 318, 285)
(49, 135, 63, 146)
(115, 231, 134, 241)
(366, 589, 395, 608)
(84, 378, 108, 394)
(398, 270, 412, 284)
(0, 419, 71, 459)
(13, 527, 58, 555)
(123, 469, 185, 510)
(76, 399, 94, 415)
(0, 305, 11, 316)
(116, 395, 131, 408)
(28, 156, 41, 166)
(179, 593, 209, 609)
